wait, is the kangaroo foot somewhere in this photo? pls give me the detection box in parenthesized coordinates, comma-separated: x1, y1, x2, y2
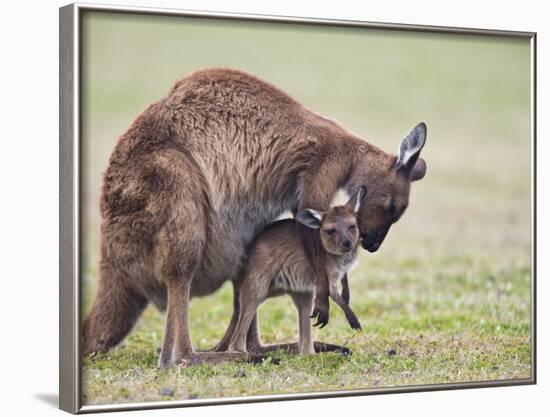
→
(249, 341, 351, 356)
(158, 351, 268, 368)
(314, 341, 351, 355)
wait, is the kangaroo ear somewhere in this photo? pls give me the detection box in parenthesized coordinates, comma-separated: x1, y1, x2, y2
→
(396, 122, 427, 175)
(296, 209, 323, 229)
(345, 186, 367, 213)
(410, 157, 427, 181)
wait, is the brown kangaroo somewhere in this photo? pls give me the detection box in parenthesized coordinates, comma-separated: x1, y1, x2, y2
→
(228, 190, 365, 355)
(82, 68, 427, 367)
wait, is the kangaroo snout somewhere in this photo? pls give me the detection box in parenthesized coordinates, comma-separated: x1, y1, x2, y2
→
(362, 240, 380, 253)
(361, 225, 390, 252)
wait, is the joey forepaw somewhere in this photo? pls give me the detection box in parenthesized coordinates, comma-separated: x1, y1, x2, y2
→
(310, 305, 330, 329)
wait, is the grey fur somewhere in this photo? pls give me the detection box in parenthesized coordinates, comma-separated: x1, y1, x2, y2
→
(228, 201, 363, 355)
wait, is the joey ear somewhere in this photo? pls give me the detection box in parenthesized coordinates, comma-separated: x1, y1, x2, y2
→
(396, 122, 427, 172)
(345, 186, 367, 213)
(296, 209, 323, 229)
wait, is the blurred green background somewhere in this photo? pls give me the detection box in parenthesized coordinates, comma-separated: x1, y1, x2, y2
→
(81, 11, 532, 405)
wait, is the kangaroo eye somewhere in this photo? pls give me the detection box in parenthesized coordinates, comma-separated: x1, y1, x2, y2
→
(389, 200, 397, 216)
(348, 225, 357, 231)
(325, 228, 337, 236)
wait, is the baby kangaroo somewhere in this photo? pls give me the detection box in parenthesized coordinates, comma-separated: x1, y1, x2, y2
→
(228, 188, 366, 355)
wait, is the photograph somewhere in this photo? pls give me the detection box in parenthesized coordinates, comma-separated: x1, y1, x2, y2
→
(61, 4, 534, 411)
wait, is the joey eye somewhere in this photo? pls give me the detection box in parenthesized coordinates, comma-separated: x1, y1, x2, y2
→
(348, 224, 357, 231)
(325, 228, 337, 236)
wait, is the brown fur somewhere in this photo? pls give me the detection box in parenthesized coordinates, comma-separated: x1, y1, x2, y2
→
(228, 193, 364, 355)
(82, 68, 427, 367)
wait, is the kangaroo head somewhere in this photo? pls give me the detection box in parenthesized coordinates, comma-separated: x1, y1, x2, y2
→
(296, 188, 365, 255)
(350, 122, 427, 252)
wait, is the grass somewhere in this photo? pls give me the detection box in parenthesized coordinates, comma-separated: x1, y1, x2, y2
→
(82, 255, 531, 404)
(80, 11, 532, 405)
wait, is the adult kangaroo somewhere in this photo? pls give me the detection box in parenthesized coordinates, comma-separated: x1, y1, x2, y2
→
(82, 68, 427, 367)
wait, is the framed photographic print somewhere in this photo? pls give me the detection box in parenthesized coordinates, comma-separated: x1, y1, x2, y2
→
(59, 2, 536, 413)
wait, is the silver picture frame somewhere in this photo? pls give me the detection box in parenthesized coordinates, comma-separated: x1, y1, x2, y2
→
(59, 2, 537, 414)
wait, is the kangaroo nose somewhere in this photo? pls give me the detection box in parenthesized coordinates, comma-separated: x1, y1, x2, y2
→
(342, 239, 352, 251)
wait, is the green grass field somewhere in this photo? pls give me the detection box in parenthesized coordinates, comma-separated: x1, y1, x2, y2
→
(80, 11, 532, 405)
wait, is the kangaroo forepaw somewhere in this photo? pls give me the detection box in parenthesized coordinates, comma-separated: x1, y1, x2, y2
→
(346, 314, 362, 331)
(344, 308, 362, 331)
